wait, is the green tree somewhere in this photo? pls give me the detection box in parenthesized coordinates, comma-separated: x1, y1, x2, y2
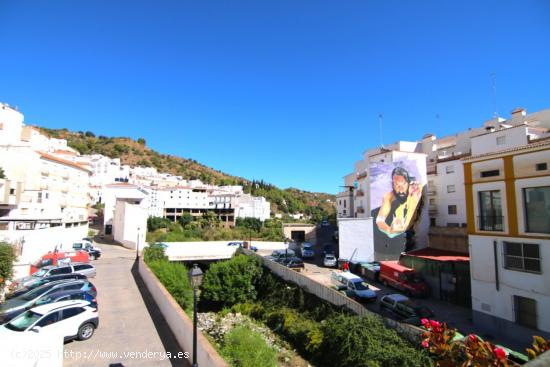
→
(84, 131, 95, 137)
(0, 241, 16, 287)
(236, 217, 262, 231)
(201, 255, 262, 308)
(200, 211, 219, 229)
(143, 245, 168, 263)
(147, 216, 171, 232)
(177, 212, 193, 227)
(137, 137, 146, 145)
(0, 167, 5, 179)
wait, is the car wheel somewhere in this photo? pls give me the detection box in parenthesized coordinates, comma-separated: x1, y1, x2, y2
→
(78, 323, 95, 340)
(89, 254, 96, 261)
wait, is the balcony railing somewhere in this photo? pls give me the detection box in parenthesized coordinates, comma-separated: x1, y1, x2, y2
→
(478, 215, 504, 232)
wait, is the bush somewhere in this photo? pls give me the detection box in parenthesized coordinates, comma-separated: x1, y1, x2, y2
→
(147, 260, 193, 311)
(143, 245, 168, 263)
(318, 313, 433, 367)
(0, 242, 16, 287)
(221, 326, 277, 367)
(201, 255, 262, 308)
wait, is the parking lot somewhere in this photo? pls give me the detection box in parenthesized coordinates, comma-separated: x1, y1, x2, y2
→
(285, 226, 525, 351)
(63, 240, 188, 367)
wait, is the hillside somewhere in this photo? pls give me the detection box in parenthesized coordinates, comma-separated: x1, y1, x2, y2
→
(38, 128, 336, 220)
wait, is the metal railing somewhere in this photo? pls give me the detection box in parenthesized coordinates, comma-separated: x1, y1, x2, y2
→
(478, 215, 504, 231)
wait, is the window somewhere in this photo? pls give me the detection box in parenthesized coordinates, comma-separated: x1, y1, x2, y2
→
(535, 163, 547, 171)
(429, 198, 435, 205)
(496, 136, 506, 145)
(445, 165, 455, 174)
(514, 296, 537, 329)
(62, 307, 85, 320)
(504, 241, 541, 273)
(481, 170, 500, 178)
(343, 200, 346, 208)
(524, 187, 550, 234)
(50, 267, 72, 275)
(478, 190, 503, 231)
(448, 205, 457, 215)
(447, 185, 455, 193)
(36, 312, 60, 327)
(9, 188, 15, 195)
(447, 222, 459, 227)
(74, 264, 91, 271)
(430, 218, 436, 227)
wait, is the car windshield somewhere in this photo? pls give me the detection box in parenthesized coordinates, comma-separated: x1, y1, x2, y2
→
(33, 268, 48, 277)
(5, 311, 42, 332)
(325, 255, 335, 260)
(353, 281, 369, 290)
(21, 284, 53, 300)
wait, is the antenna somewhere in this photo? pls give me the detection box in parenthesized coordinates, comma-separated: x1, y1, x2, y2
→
(491, 73, 498, 118)
(378, 113, 384, 148)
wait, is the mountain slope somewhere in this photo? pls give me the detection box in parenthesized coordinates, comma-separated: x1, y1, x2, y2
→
(38, 128, 336, 219)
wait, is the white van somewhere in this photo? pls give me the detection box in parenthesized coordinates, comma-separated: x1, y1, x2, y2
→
(331, 271, 377, 303)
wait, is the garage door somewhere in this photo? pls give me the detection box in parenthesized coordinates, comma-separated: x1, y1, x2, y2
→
(291, 230, 305, 242)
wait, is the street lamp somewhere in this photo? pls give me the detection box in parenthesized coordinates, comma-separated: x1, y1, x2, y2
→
(136, 227, 140, 260)
(188, 263, 204, 367)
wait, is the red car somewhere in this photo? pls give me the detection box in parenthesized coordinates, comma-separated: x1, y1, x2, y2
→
(379, 261, 429, 297)
(30, 250, 90, 274)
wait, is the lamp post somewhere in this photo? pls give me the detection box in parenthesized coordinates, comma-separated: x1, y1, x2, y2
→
(136, 227, 140, 260)
(189, 263, 204, 367)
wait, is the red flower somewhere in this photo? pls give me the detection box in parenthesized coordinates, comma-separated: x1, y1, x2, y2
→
(421, 340, 430, 349)
(421, 318, 430, 327)
(429, 320, 441, 328)
(493, 347, 507, 360)
(468, 334, 478, 343)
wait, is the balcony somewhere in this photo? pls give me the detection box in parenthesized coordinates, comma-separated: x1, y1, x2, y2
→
(0, 179, 21, 207)
(356, 207, 365, 214)
(478, 215, 504, 232)
(356, 189, 365, 197)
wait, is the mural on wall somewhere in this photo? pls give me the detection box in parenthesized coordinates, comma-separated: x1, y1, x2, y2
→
(370, 152, 428, 260)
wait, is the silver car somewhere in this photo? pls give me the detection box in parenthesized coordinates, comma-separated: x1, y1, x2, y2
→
(323, 254, 337, 267)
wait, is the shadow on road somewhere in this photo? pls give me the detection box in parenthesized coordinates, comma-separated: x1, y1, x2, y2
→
(131, 259, 191, 367)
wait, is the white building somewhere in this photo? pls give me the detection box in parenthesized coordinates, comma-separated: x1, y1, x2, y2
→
(0, 103, 90, 277)
(464, 126, 550, 342)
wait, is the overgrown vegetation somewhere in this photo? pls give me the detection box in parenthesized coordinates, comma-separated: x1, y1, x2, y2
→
(146, 216, 285, 243)
(143, 246, 193, 313)
(220, 326, 277, 367)
(37, 127, 336, 218)
(197, 254, 433, 367)
(0, 241, 17, 288)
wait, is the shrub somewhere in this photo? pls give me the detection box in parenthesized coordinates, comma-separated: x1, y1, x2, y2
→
(147, 260, 193, 311)
(0, 242, 16, 287)
(143, 245, 168, 263)
(318, 313, 434, 367)
(201, 255, 262, 308)
(221, 326, 277, 367)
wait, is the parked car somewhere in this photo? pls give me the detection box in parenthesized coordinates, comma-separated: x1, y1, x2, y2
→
(30, 250, 90, 274)
(333, 230, 339, 241)
(0, 300, 99, 341)
(72, 240, 102, 260)
(321, 219, 330, 227)
(379, 294, 434, 325)
(7, 273, 88, 299)
(13, 263, 95, 290)
(323, 254, 338, 268)
(0, 280, 97, 324)
(379, 261, 429, 297)
(265, 249, 296, 261)
(300, 243, 315, 258)
(331, 271, 377, 303)
(227, 241, 258, 252)
(280, 257, 305, 271)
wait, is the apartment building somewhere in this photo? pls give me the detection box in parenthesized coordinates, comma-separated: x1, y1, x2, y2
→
(0, 103, 90, 275)
(464, 122, 550, 341)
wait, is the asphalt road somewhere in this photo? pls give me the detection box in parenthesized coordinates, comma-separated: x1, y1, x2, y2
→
(64, 240, 189, 367)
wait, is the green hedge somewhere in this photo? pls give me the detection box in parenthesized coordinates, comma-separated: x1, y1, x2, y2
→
(221, 326, 277, 367)
(146, 259, 193, 312)
(0, 242, 16, 287)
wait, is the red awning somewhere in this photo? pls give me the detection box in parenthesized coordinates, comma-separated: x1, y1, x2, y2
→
(404, 248, 469, 262)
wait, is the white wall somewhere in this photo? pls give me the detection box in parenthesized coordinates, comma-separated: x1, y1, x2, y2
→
(113, 200, 147, 250)
(434, 160, 466, 226)
(469, 235, 550, 333)
(0, 103, 24, 145)
(471, 126, 529, 156)
(337, 217, 374, 262)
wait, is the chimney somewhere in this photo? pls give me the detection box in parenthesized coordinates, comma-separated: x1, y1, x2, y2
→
(510, 107, 526, 124)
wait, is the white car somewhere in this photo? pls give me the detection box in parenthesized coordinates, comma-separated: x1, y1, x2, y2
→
(0, 300, 99, 342)
(323, 254, 337, 267)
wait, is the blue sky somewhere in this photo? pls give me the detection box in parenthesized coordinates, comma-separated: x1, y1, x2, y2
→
(1, 1, 549, 194)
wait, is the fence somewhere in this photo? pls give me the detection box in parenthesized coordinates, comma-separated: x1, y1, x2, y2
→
(139, 258, 228, 367)
(243, 249, 424, 345)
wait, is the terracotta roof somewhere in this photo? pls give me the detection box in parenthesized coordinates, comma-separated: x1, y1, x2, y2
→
(404, 248, 469, 262)
(53, 149, 78, 156)
(38, 152, 91, 173)
(464, 139, 550, 161)
(105, 183, 138, 188)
